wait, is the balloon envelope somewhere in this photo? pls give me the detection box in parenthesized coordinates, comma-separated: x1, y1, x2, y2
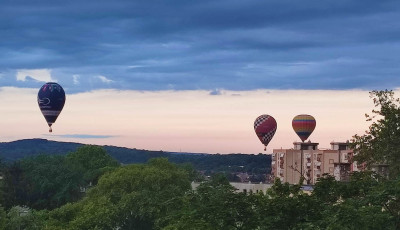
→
(37, 82, 66, 131)
(254, 114, 277, 148)
(292, 114, 316, 142)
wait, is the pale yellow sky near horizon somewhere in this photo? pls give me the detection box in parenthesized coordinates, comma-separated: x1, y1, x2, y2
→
(0, 87, 395, 154)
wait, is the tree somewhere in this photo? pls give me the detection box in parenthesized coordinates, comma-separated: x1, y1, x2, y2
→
(5, 206, 39, 230)
(165, 173, 260, 230)
(2, 155, 83, 210)
(1, 146, 119, 210)
(66, 145, 120, 186)
(351, 90, 400, 178)
(251, 179, 322, 230)
(45, 158, 191, 230)
(0, 205, 6, 230)
(312, 174, 341, 204)
(314, 172, 397, 230)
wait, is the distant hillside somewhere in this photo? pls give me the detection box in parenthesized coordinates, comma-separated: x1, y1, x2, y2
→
(0, 139, 166, 163)
(0, 139, 271, 174)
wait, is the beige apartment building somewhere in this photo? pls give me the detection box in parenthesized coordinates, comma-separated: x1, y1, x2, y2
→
(272, 141, 358, 185)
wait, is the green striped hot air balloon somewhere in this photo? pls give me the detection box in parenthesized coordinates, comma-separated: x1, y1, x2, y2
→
(292, 114, 316, 142)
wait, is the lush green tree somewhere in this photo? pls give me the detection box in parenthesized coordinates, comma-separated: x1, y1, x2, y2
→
(0, 145, 120, 210)
(320, 200, 394, 230)
(0, 205, 6, 230)
(351, 90, 400, 178)
(0, 159, 6, 208)
(2, 155, 83, 210)
(1, 162, 25, 209)
(312, 174, 342, 204)
(164, 173, 259, 230)
(376, 177, 400, 229)
(6, 158, 398, 229)
(250, 179, 321, 230)
(176, 162, 204, 182)
(45, 158, 191, 230)
(66, 145, 120, 186)
(4, 206, 42, 230)
(314, 172, 397, 230)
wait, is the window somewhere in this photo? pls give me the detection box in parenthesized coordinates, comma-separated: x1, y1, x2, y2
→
(329, 159, 334, 164)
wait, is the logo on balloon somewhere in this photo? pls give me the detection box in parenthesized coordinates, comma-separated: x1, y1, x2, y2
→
(38, 97, 51, 105)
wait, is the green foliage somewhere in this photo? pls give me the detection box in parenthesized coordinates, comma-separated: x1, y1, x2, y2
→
(0, 205, 6, 230)
(1, 146, 119, 211)
(2, 207, 48, 230)
(351, 90, 400, 178)
(2, 155, 83, 210)
(45, 158, 191, 230)
(66, 145, 119, 185)
(5, 206, 38, 230)
(165, 174, 258, 230)
(1, 157, 400, 229)
(321, 200, 393, 230)
(0, 159, 5, 207)
(312, 174, 341, 204)
(252, 179, 320, 230)
(1, 162, 25, 209)
(267, 178, 303, 199)
(314, 172, 398, 230)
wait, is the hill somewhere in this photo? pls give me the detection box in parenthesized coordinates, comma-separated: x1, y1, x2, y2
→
(0, 138, 271, 177)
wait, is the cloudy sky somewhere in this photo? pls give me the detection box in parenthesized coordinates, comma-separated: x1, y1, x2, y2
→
(1, 1, 400, 153)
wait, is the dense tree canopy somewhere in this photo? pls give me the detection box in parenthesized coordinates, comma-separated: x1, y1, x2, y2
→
(1, 160, 399, 229)
(0, 146, 120, 211)
(66, 145, 120, 186)
(44, 158, 191, 230)
(1, 155, 82, 210)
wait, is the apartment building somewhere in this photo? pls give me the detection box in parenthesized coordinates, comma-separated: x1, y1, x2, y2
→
(271, 141, 357, 185)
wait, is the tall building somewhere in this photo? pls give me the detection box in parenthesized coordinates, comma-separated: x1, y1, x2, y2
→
(271, 141, 357, 185)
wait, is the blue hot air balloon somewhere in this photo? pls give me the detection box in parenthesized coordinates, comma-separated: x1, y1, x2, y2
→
(37, 82, 66, 132)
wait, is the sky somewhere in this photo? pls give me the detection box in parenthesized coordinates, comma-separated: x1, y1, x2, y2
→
(1, 1, 400, 154)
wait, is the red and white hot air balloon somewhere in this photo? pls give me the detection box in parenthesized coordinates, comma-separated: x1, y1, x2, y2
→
(254, 114, 277, 150)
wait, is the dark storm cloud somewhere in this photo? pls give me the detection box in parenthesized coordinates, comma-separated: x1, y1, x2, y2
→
(1, 0, 400, 92)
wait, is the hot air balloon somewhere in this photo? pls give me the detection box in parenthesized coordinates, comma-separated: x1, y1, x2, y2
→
(37, 82, 66, 132)
(292, 114, 316, 142)
(254, 114, 277, 150)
